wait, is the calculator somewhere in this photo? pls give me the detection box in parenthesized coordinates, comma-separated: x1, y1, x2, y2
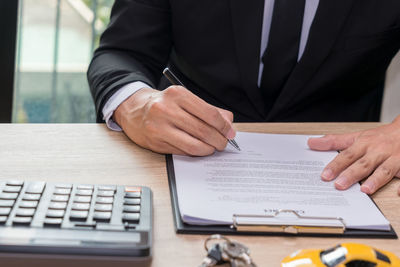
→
(0, 180, 152, 266)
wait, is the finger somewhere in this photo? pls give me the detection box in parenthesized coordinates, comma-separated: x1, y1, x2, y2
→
(360, 157, 400, 194)
(172, 108, 228, 151)
(163, 125, 216, 156)
(320, 143, 367, 181)
(149, 140, 188, 155)
(174, 89, 235, 139)
(216, 107, 234, 123)
(334, 153, 387, 190)
(308, 132, 361, 151)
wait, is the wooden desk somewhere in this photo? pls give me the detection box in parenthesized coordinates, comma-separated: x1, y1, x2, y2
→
(0, 123, 399, 266)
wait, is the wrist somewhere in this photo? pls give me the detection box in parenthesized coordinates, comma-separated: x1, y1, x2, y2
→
(113, 87, 155, 129)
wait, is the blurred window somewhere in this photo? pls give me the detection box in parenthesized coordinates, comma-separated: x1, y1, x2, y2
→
(13, 0, 113, 122)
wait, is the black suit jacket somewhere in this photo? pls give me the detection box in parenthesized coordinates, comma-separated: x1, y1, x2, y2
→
(88, 0, 400, 123)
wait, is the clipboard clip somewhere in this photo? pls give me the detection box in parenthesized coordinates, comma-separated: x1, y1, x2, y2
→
(231, 209, 346, 234)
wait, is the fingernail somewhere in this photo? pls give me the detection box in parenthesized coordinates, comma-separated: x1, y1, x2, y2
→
(361, 182, 374, 194)
(335, 177, 348, 190)
(226, 128, 236, 139)
(321, 169, 333, 180)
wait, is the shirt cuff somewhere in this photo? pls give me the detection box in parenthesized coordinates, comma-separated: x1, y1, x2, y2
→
(102, 81, 150, 131)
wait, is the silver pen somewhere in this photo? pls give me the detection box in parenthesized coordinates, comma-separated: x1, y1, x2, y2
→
(162, 67, 241, 151)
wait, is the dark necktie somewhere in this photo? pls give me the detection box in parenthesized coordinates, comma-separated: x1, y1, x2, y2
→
(260, 0, 306, 114)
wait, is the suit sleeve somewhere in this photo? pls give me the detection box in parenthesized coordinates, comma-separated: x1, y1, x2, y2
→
(87, 0, 172, 122)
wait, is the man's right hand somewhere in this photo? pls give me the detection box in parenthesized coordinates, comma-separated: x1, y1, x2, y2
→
(113, 86, 236, 156)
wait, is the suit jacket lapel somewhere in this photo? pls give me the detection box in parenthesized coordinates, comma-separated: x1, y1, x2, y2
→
(266, 0, 356, 120)
(230, 0, 265, 119)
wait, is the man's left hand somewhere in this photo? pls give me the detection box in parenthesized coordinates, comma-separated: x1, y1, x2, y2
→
(308, 116, 400, 195)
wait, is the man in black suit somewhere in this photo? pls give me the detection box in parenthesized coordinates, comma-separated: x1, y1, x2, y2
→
(88, 0, 400, 195)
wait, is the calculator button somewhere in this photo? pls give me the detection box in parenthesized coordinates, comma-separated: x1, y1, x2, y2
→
(0, 208, 11, 216)
(124, 198, 141, 205)
(0, 216, 7, 224)
(122, 213, 140, 223)
(6, 180, 24, 186)
(3, 186, 22, 193)
(55, 183, 72, 189)
(54, 188, 71, 195)
(69, 210, 88, 221)
(76, 189, 93, 196)
(25, 181, 46, 194)
(0, 193, 18, 200)
(46, 210, 65, 218)
(125, 192, 141, 198)
(51, 195, 69, 202)
(95, 197, 114, 204)
(123, 205, 140, 213)
(48, 202, 67, 210)
(97, 191, 114, 197)
(13, 217, 32, 225)
(0, 200, 15, 207)
(15, 208, 35, 217)
(22, 194, 41, 201)
(73, 196, 91, 203)
(77, 185, 94, 190)
(44, 218, 63, 227)
(19, 201, 38, 208)
(98, 185, 116, 191)
(125, 186, 141, 192)
(93, 212, 112, 222)
(94, 204, 112, 212)
(71, 203, 90, 211)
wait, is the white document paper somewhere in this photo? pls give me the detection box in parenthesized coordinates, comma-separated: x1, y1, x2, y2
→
(172, 132, 390, 231)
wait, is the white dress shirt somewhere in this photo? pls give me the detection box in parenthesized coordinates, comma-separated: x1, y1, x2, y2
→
(103, 0, 320, 131)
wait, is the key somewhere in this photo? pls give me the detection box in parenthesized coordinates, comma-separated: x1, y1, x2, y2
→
(3, 185, 22, 193)
(73, 196, 91, 203)
(124, 198, 140, 205)
(15, 208, 35, 217)
(0, 200, 15, 207)
(70, 210, 89, 221)
(55, 183, 72, 189)
(19, 200, 38, 208)
(77, 185, 94, 190)
(97, 190, 114, 197)
(93, 212, 112, 222)
(13, 216, 32, 225)
(221, 241, 257, 267)
(94, 204, 113, 212)
(122, 213, 140, 223)
(46, 210, 65, 218)
(71, 203, 90, 211)
(125, 192, 141, 198)
(54, 188, 71, 195)
(199, 243, 225, 267)
(98, 185, 116, 191)
(51, 195, 69, 202)
(48, 202, 67, 210)
(25, 181, 45, 194)
(22, 194, 41, 201)
(0, 193, 18, 200)
(6, 180, 24, 186)
(76, 189, 93, 196)
(123, 205, 140, 213)
(95, 197, 113, 204)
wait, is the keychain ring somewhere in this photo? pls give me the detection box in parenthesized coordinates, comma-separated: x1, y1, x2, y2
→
(204, 234, 232, 251)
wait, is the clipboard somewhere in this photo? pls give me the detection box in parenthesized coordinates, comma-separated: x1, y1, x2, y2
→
(166, 154, 397, 238)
